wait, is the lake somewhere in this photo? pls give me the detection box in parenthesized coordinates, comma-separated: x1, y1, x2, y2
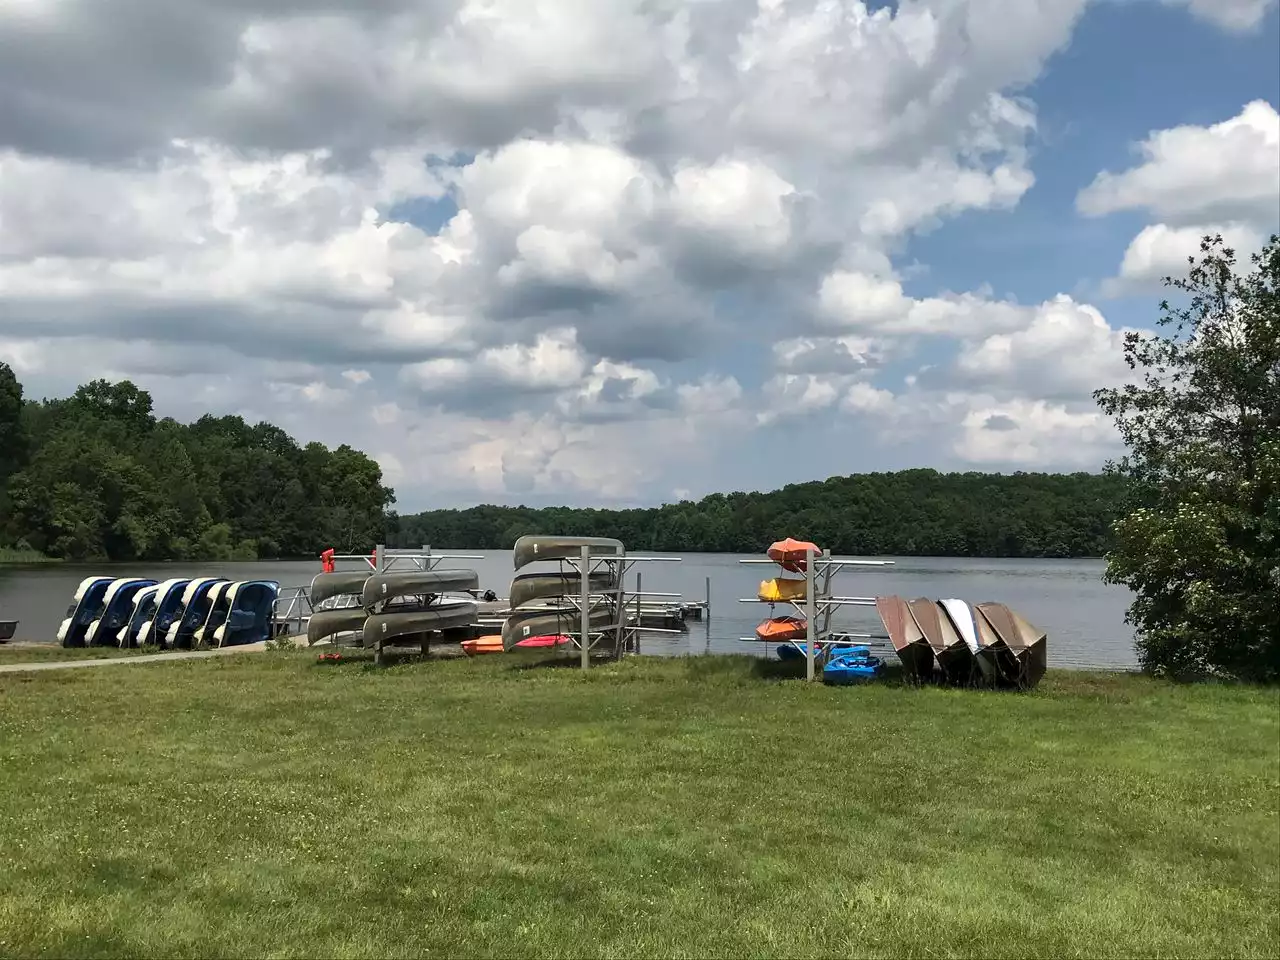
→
(0, 552, 1137, 669)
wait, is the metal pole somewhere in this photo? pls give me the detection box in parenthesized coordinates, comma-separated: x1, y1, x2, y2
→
(805, 547, 816, 682)
(376, 544, 386, 574)
(635, 571, 642, 656)
(580, 544, 591, 672)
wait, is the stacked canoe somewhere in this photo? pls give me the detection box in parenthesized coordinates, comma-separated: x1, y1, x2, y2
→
(875, 595, 1047, 690)
(57, 575, 279, 649)
(472, 535, 622, 656)
(306, 567, 480, 656)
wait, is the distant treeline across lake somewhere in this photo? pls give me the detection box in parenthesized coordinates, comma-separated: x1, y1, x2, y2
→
(390, 470, 1127, 559)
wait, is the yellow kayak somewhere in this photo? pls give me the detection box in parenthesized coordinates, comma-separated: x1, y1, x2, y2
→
(757, 578, 807, 603)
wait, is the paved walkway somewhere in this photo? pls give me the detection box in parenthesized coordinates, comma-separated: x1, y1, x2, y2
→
(0, 643, 271, 674)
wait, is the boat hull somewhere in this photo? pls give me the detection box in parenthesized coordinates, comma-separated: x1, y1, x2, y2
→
(307, 608, 367, 645)
(875, 595, 935, 680)
(940, 598, 998, 683)
(138, 579, 192, 647)
(310, 571, 370, 607)
(58, 577, 114, 647)
(165, 578, 228, 649)
(766, 538, 821, 573)
(512, 536, 623, 571)
(361, 570, 479, 610)
(0, 620, 16, 642)
(907, 598, 975, 683)
(509, 571, 616, 610)
(975, 603, 1048, 690)
(213, 580, 280, 647)
(755, 615, 808, 642)
(501, 607, 614, 651)
(362, 601, 479, 649)
(117, 585, 161, 648)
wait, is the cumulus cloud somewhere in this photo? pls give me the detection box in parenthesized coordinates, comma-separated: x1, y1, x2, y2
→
(0, 0, 1265, 506)
(1078, 101, 1280, 294)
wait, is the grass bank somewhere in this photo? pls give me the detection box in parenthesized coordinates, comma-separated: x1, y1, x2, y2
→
(0, 547, 57, 564)
(0, 654, 1276, 958)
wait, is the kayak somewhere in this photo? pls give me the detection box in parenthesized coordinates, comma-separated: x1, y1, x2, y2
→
(515, 634, 571, 649)
(755, 616, 807, 642)
(823, 648, 882, 685)
(462, 633, 573, 656)
(766, 538, 821, 572)
(757, 577, 807, 602)
(776, 640, 863, 661)
(462, 635, 504, 656)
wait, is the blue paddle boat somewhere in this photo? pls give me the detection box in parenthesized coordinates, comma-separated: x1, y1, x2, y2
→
(822, 646, 883, 685)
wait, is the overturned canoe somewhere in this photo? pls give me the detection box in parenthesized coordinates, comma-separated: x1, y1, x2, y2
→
(875, 595, 935, 680)
(307, 608, 367, 645)
(975, 602, 1048, 689)
(502, 606, 614, 651)
(362, 600, 479, 649)
(766, 538, 822, 573)
(756, 615, 808, 642)
(310, 571, 369, 607)
(361, 569, 479, 610)
(758, 577, 807, 603)
(907, 598, 975, 683)
(509, 571, 617, 610)
(512, 535, 623, 571)
(940, 598, 998, 683)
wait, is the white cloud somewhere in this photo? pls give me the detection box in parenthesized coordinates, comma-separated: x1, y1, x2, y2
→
(1078, 101, 1279, 295)
(1077, 101, 1279, 226)
(1161, 0, 1278, 33)
(2, 0, 1256, 506)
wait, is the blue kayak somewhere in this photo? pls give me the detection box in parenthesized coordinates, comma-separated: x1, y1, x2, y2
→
(823, 649, 883, 685)
(776, 641, 863, 662)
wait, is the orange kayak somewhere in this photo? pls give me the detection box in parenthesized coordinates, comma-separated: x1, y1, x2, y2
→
(766, 537, 821, 572)
(755, 616, 808, 642)
(462, 635, 504, 656)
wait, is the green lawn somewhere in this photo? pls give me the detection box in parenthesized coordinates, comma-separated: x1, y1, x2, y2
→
(0, 653, 1276, 959)
(0, 644, 152, 663)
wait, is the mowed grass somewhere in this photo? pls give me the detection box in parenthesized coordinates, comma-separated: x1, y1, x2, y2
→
(0, 654, 1276, 959)
(0, 645, 155, 663)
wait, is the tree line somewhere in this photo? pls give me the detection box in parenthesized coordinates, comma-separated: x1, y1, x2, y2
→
(0, 372, 394, 561)
(389, 470, 1128, 558)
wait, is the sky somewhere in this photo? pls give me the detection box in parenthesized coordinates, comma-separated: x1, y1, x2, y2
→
(0, 0, 1277, 511)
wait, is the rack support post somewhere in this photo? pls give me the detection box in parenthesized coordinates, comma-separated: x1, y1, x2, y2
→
(580, 543, 592, 672)
(805, 547, 816, 682)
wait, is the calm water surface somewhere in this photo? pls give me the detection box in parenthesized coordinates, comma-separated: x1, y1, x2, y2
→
(0, 552, 1135, 669)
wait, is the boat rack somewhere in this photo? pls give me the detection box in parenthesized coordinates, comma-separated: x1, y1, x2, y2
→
(739, 549, 895, 681)
(523, 543, 685, 670)
(271, 545, 485, 639)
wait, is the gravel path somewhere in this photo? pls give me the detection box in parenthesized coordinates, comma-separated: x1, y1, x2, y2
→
(0, 643, 271, 674)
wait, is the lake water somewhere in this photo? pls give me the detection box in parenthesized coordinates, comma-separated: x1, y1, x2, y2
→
(0, 552, 1137, 669)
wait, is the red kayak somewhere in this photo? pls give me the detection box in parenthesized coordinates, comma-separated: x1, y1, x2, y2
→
(766, 537, 821, 572)
(515, 634, 571, 649)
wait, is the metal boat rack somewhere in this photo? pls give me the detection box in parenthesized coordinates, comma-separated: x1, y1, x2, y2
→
(529, 544, 686, 671)
(271, 545, 484, 639)
(739, 548, 895, 681)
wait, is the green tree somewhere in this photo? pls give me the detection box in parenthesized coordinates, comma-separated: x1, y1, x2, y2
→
(1095, 234, 1279, 682)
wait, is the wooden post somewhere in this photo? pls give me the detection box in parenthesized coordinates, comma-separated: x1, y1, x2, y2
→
(705, 576, 711, 618)
(580, 544, 591, 672)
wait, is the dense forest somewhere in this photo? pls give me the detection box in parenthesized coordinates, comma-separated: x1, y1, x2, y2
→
(390, 470, 1128, 558)
(1, 363, 1128, 562)
(0, 364, 394, 561)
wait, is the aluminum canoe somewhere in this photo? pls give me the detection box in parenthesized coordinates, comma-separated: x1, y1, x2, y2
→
(512, 535, 623, 571)
(509, 570, 617, 610)
(361, 569, 479, 610)
(362, 600, 479, 648)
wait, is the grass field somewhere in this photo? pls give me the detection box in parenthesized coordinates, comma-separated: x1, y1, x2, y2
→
(0, 652, 1276, 959)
